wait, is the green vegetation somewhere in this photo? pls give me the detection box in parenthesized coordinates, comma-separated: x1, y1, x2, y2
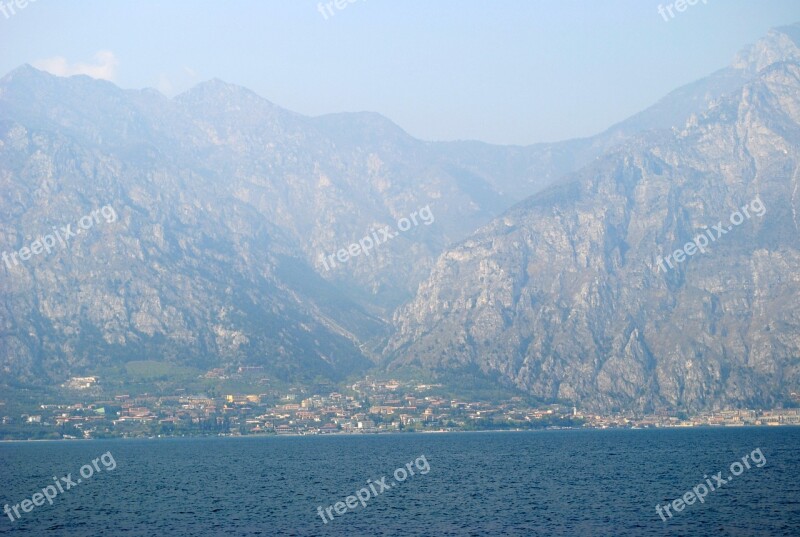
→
(123, 360, 201, 382)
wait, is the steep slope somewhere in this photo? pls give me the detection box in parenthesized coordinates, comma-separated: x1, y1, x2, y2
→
(1, 24, 798, 392)
(597, 24, 800, 145)
(386, 51, 800, 412)
(0, 120, 378, 384)
(0, 67, 590, 386)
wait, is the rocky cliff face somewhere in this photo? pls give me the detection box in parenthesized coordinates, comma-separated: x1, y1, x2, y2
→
(0, 65, 607, 385)
(385, 27, 800, 412)
(2, 24, 799, 405)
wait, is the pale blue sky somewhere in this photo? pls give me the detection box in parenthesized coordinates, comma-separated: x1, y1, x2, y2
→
(1, 1, 799, 145)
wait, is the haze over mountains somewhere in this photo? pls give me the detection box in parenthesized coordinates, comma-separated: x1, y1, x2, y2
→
(389, 24, 800, 411)
(2, 24, 799, 411)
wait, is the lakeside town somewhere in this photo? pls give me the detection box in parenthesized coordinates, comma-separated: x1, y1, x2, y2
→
(3, 373, 800, 440)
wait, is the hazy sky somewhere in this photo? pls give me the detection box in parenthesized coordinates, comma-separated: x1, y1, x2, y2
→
(1, 1, 799, 145)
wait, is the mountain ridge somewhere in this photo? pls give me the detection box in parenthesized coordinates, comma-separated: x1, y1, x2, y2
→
(385, 50, 800, 411)
(2, 24, 799, 405)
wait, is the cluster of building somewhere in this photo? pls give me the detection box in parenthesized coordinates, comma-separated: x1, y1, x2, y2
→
(3, 377, 582, 439)
(3, 377, 800, 440)
(583, 408, 800, 428)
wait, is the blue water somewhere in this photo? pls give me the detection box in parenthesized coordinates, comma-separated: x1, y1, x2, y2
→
(1, 428, 798, 536)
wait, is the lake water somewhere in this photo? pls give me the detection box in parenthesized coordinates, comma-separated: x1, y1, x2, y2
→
(1, 428, 798, 536)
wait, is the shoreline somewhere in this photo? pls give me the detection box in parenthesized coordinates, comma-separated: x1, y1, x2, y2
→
(2, 424, 798, 443)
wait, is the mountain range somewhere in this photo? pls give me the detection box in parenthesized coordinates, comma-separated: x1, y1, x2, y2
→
(2, 24, 799, 411)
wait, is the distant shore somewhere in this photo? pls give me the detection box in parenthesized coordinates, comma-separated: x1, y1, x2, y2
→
(4, 424, 798, 443)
